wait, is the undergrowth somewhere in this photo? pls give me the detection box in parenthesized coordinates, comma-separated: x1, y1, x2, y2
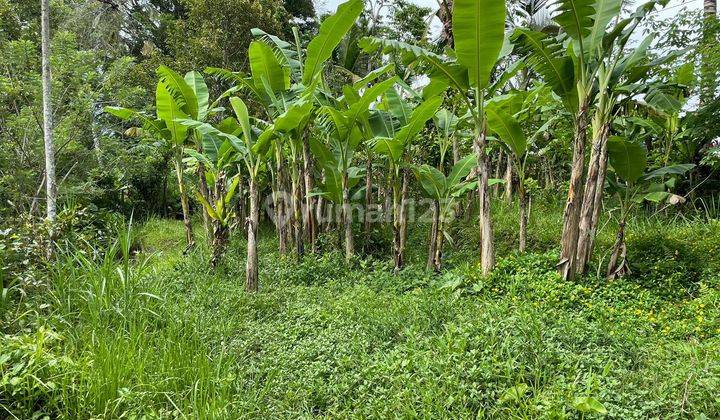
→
(1, 201, 719, 418)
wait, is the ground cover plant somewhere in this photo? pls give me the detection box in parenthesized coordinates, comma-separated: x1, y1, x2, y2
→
(2, 0, 720, 417)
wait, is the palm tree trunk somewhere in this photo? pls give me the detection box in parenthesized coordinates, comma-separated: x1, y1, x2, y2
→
(246, 178, 259, 292)
(41, 0, 57, 233)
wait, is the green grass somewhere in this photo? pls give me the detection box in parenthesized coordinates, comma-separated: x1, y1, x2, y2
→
(2, 199, 719, 418)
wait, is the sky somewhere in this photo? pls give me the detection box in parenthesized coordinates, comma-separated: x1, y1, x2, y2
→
(315, 0, 702, 39)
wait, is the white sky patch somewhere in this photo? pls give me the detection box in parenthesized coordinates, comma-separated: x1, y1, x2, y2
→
(315, 0, 701, 39)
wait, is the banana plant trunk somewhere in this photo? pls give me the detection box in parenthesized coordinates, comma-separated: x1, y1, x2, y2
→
(383, 174, 393, 224)
(284, 167, 296, 249)
(433, 212, 445, 273)
(316, 194, 325, 234)
(341, 171, 354, 261)
(392, 173, 402, 269)
(474, 129, 495, 275)
(392, 168, 406, 270)
(589, 138, 609, 259)
(246, 178, 259, 292)
(606, 219, 630, 280)
(518, 182, 528, 252)
(559, 102, 589, 281)
(452, 137, 460, 165)
(274, 147, 288, 255)
(235, 176, 247, 237)
(427, 199, 439, 271)
(399, 169, 409, 265)
(174, 152, 195, 251)
(504, 154, 513, 204)
(196, 140, 212, 243)
(210, 172, 229, 269)
(493, 150, 503, 197)
(364, 155, 373, 249)
(302, 133, 317, 252)
(575, 123, 610, 274)
(291, 167, 304, 259)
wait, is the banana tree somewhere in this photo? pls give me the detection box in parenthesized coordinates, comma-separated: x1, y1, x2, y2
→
(604, 136, 694, 279)
(486, 86, 562, 252)
(370, 88, 443, 270)
(574, 17, 685, 276)
(360, 0, 508, 274)
(180, 97, 269, 292)
(183, 138, 242, 268)
(205, 0, 364, 258)
(413, 155, 477, 272)
(309, 135, 364, 245)
(428, 107, 462, 266)
(512, 0, 671, 280)
(485, 94, 530, 251)
(105, 66, 234, 251)
(315, 76, 398, 261)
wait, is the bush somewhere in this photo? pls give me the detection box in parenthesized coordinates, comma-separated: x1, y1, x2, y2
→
(0, 327, 76, 418)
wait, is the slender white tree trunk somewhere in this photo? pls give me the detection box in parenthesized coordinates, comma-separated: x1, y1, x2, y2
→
(41, 0, 56, 224)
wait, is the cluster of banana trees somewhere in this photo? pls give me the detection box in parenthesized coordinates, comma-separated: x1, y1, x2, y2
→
(106, 0, 695, 291)
(511, 0, 693, 280)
